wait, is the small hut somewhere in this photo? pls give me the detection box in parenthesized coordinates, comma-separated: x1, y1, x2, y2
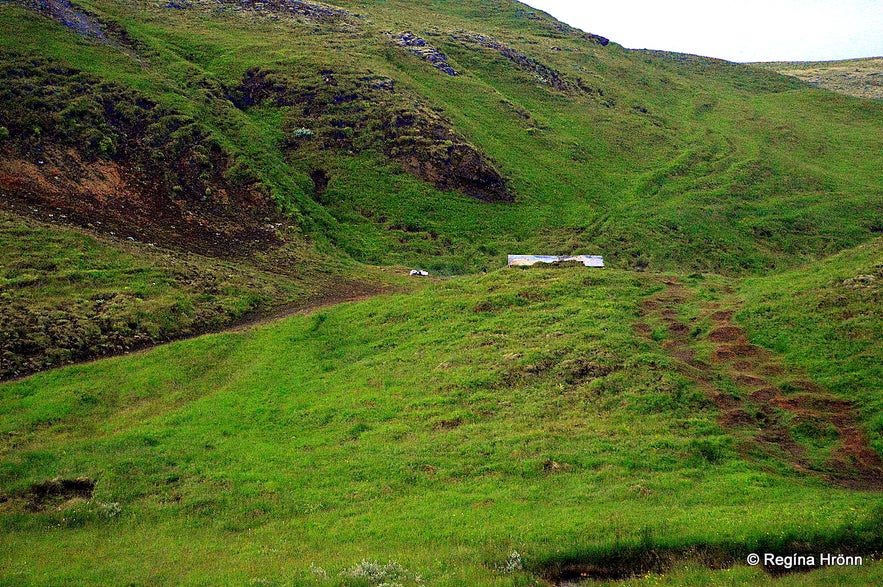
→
(507, 255, 604, 268)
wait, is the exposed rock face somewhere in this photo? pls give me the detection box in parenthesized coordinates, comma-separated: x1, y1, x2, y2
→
(451, 32, 569, 90)
(392, 32, 458, 76)
(15, 0, 107, 40)
(13, 0, 146, 53)
(397, 141, 511, 202)
(216, 0, 354, 22)
(0, 56, 281, 256)
(233, 67, 512, 202)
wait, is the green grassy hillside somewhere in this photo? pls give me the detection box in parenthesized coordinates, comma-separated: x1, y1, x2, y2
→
(1, 262, 882, 585)
(1, 0, 882, 585)
(2, 0, 882, 276)
(2, 0, 882, 376)
(739, 238, 883, 456)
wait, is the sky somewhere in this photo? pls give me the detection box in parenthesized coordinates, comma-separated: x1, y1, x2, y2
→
(519, 0, 883, 62)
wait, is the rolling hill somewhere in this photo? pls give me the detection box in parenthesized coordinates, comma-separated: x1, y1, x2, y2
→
(0, 0, 881, 585)
(753, 57, 883, 101)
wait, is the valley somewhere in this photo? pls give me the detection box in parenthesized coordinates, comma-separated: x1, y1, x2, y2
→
(0, 0, 881, 584)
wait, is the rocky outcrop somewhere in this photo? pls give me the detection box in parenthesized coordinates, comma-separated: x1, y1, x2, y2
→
(15, 0, 107, 40)
(451, 32, 570, 90)
(450, 32, 605, 97)
(233, 67, 512, 202)
(162, 0, 357, 25)
(14, 0, 147, 54)
(392, 32, 458, 76)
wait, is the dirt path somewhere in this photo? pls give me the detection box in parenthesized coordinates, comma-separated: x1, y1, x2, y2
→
(0, 277, 395, 384)
(228, 277, 392, 332)
(636, 278, 883, 490)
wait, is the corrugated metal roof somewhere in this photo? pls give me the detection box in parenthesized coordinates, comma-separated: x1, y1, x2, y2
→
(507, 255, 604, 267)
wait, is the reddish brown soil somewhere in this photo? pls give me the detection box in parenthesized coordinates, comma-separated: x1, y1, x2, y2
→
(760, 364, 785, 376)
(712, 347, 737, 362)
(632, 322, 652, 335)
(710, 310, 734, 321)
(722, 409, 755, 427)
(668, 322, 690, 335)
(713, 393, 740, 410)
(0, 148, 282, 260)
(750, 387, 777, 402)
(734, 374, 767, 388)
(636, 277, 883, 490)
(670, 348, 697, 363)
(708, 326, 745, 342)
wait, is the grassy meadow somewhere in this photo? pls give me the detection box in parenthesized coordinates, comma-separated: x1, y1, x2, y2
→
(0, 0, 881, 585)
(2, 264, 883, 585)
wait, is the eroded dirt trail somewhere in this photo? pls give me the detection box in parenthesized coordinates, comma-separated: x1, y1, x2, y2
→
(228, 277, 392, 332)
(636, 278, 883, 490)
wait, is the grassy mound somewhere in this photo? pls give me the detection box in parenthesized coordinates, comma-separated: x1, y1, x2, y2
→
(1, 265, 881, 585)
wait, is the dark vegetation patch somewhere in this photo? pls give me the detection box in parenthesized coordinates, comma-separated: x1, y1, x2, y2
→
(0, 53, 282, 256)
(533, 510, 883, 583)
(232, 66, 512, 202)
(0, 211, 318, 381)
(24, 477, 94, 511)
(558, 359, 616, 384)
(309, 168, 329, 196)
(536, 538, 882, 584)
(499, 355, 620, 389)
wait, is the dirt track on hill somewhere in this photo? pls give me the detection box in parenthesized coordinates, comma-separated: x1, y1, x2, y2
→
(636, 278, 883, 490)
(0, 276, 393, 383)
(229, 277, 391, 331)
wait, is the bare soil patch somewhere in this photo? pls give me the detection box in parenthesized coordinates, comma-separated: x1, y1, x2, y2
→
(722, 408, 755, 427)
(636, 279, 883, 490)
(750, 387, 777, 402)
(708, 326, 745, 342)
(710, 310, 734, 321)
(23, 477, 94, 512)
(230, 277, 391, 332)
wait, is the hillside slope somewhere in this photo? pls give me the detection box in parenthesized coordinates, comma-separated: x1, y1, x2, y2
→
(1, 0, 881, 276)
(2, 0, 882, 378)
(1, 260, 882, 585)
(1, 2, 882, 583)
